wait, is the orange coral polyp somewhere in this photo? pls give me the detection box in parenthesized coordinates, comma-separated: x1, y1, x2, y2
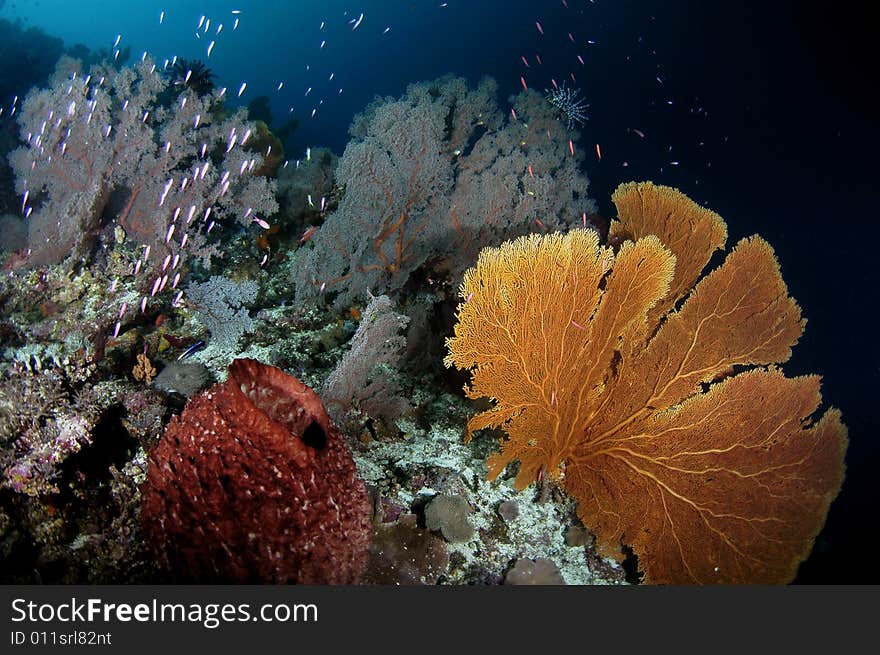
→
(445, 181, 847, 584)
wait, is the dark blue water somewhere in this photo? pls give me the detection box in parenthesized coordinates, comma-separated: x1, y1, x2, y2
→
(1, 0, 875, 584)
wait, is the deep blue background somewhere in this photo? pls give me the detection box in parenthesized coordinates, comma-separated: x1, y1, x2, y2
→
(2, 0, 876, 583)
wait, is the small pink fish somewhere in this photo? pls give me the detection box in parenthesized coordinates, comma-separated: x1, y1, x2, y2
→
(577, 54, 584, 65)
(569, 139, 575, 156)
(511, 107, 518, 122)
(520, 76, 528, 91)
(536, 21, 544, 35)
(299, 226, 318, 244)
(568, 32, 575, 43)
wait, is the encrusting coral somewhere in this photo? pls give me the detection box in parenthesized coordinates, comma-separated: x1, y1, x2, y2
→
(445, 181, 848, 584)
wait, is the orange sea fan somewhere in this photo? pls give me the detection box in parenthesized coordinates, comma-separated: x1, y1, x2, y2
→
(444, 181, 847, 584)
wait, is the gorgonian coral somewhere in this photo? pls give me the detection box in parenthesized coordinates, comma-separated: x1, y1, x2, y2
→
(445, 181, 847, 584)
(293, 75, 596, 308)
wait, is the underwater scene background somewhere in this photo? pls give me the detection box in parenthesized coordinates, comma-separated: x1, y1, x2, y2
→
(0, 0, 875, 584)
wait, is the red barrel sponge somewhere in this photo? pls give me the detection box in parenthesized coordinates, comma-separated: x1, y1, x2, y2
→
(140, 358, 372, 583)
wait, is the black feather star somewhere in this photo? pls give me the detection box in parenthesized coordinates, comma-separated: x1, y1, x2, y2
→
(169, 59, 215, 96)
